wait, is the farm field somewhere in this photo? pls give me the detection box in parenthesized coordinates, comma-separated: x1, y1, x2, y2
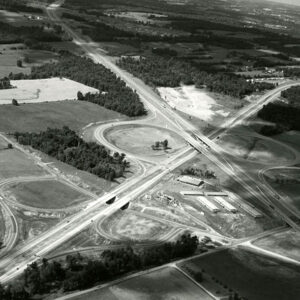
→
(4, 180, 89, 209)
(253, 229, 300, 262)
(0, 146, 47, 179)
(182, 249, 300, 300)
(69, 267, 213, 300)
(0, 43, 57, 78)
(105, 124, 186, 158)
(0, 78, 98, 104)
(0, 100, 124, 133)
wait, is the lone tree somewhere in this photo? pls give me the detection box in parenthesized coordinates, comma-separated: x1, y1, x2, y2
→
(12, 99, 19, 106)
(77, 91, 84, 100)
(7, 143, 13, 149)
(17, 59, 23, 68)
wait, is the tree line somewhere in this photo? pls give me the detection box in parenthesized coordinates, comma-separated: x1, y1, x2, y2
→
(0, 234, 199, 299)
(258, 103, 300, 136)
(281, 85, 300, 106)
(15, 127, 128, 181)
(9, 54, 146, 117)
(117, 56, 275, 99)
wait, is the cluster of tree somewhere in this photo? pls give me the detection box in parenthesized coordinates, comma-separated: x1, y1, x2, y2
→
(281, 85, 300, 106)
(78, 91, 145, 117)
(15, 127, 128, 181)
(0, 77, 11, 89)
(0, 0, 43, 13)
(0, 21, 62, 44)
(0, 283, 29, 300)
(283, 68, 300, 78)
(151, 139, 169, 150)
(258, 103, 300, 135)
(181, 167, 216, 179)
(9, 54, 146, 117)
(1, 234, 199, 298)
(117, 56, 275, 98)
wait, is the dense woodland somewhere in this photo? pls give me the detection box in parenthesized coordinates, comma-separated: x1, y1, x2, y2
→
(0, 0, 43, 13)
(9, 54, 146, 117)
(0, 21, 62, 45)
(117, 56, 275, 98)
(281, 85, 300, 106)
(258, 103, 300, 136)
(0, 234, 199, 299)
(15, 127, 128, 181)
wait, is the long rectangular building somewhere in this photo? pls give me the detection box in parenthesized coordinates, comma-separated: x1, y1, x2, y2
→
(205, 191, 228, 197)
(214, 196, 237, 212)
(177, 176, 204, 187)
(198, 196, 220, 213)
(180, 191, 205, 196)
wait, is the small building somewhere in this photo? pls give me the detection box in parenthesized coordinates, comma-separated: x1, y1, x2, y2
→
(177, 176, 204, 187)
(214, 196, 237, 213)
(198, 196, 220, 213)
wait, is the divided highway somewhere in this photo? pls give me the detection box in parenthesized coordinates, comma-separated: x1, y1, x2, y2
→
(0, 0, 298, 285)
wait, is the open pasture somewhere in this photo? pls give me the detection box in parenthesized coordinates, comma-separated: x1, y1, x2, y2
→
(99, 210, 171, 242)
(0, 43, 58, 78)
(0, 145, 47, 179)
(0, 99, 124, 133)
(218, 133, 296, 165)
(4, 179, 89, 209)
(105, 124, 186, 159)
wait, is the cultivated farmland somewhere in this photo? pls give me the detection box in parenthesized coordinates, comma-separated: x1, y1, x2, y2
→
(69, 267, 213, 300)
(0, 78, 98, 104)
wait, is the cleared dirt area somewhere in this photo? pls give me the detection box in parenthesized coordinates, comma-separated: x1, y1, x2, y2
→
(0, 78, 98, 104)
(0, 100, 124, 133)
(253, 229, 300, 262)
(99, 210, 171, 242)
(105, 124, 186, 158)
(4, 180, 89, 209)
(158, 85, 231, 122)
(183, 249, 300, 300)
(218, 133, 296, 164)
(0, 147, 47, 179)
(70, 267, 213, 300)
